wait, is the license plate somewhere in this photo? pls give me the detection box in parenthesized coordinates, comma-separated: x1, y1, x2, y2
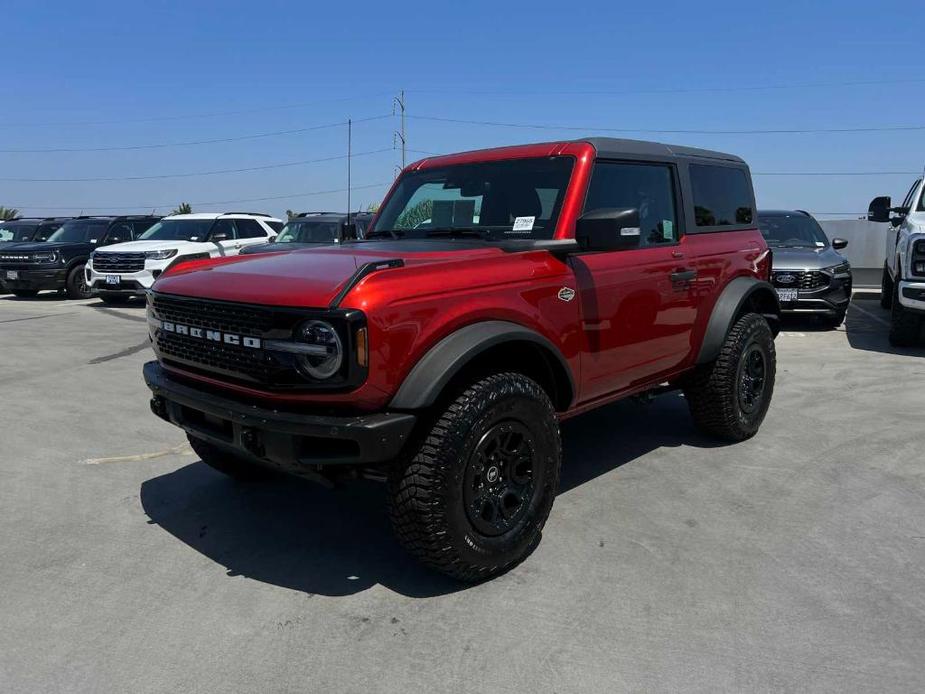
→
(777, 288, 799, 302)
(105, 275, 120, 285)
(5, 270, 18, 280)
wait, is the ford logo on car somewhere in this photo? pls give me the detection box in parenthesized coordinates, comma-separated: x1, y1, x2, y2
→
(776, 273, 796, 284)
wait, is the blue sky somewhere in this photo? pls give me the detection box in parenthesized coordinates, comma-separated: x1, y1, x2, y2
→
(2, 0, 924, 219)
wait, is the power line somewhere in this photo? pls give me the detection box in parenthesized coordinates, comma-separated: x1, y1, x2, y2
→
(10, 182, 392, 212)
(0, 93, 396, 128)
(0, 148, 392, 182)
(0, 114, 392, 153)
(407, 114, 925, 135)
(406, 77, 925, 97)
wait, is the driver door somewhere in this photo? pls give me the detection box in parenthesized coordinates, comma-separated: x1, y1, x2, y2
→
(209, 219, 239, 256)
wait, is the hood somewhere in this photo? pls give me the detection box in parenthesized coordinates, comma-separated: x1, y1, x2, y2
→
(771, 246, 846, 270)
(153, 240, 503, 308)
(94, 239, 202, 253)
(0, 241, 91, 253)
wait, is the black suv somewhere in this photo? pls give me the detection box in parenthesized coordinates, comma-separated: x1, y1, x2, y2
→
(0, 217, 71, 246)
(0, 215, 160, 298)
(758, 210, 852, 326)
(239, 212, 373, 256)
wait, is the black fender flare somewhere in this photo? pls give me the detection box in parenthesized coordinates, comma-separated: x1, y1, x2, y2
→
(66, 256, 90, 274)
(696, 277, 780, 365)
(389, 320, 576, 410)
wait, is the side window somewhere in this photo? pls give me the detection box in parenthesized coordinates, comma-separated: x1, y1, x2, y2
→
(36, 224, 59, 241)
(105, 222, 134, 244)
(901, 178, 921, 211)
(584, 161, 679, 246)
(133, 219, 157, 237)
(209, 219, 236, 240)
(266, 221, 284, 233)
(690, 164, 754, 228)
(235, 218, 266, 239)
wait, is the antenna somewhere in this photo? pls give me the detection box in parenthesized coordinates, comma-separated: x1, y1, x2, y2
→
(347, 118, 352, 219)
(393, 90, 406, 170)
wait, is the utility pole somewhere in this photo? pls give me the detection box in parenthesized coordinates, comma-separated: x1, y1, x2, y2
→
(347, 118, 352, 216)
(393, 90, 406, 170)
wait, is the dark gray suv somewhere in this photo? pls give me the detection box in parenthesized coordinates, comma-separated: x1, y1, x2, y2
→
(758, 210, 852, 327)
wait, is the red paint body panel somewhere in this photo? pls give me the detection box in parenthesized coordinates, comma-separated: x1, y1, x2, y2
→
(152, 140, 769, 416)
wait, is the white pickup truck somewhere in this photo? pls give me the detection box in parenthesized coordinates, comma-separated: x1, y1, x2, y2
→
(869, 178, 925, 346)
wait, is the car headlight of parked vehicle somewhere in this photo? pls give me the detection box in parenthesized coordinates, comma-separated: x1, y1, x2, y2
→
(145, 249, 178, 260)
(265, 319, 344, 380)
(32, 250, 60, 264)
(825, 262, 851, 276)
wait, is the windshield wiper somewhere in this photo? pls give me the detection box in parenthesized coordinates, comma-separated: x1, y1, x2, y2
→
(424, 227, 489, 238)
(365, 229, 405, 239)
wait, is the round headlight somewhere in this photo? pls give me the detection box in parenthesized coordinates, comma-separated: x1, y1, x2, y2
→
(295, 320, 343, 379)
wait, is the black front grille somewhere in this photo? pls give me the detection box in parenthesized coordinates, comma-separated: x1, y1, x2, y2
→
(157, 331, 274, 382)
(93, 252, 145, 273)
(152, 294, 278, 336)
(773, 270, 829, 290)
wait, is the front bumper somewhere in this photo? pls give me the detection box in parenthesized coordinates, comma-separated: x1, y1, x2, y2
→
(775, 275, 852, 315)
(143, 361, 416, 472)
(899, 280, 925, 314)
(0, 265, 67, 291)
(87, 266, 157, 294)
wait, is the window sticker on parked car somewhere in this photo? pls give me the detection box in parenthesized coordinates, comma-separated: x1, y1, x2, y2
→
(662, 220, 674, 240)
(512, 216, 535, 232)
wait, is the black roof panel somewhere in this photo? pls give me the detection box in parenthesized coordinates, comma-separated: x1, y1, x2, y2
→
(579, 137, 746, 164)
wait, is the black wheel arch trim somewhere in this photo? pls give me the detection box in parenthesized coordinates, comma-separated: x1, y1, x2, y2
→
(696, 277, 780, 365)
(389, 320, 576, 411)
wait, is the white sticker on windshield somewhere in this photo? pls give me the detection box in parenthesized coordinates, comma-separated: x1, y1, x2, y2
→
(90, 239, 98, 243)
(512, 216, 535, 232)
(815, 241, 824, 247)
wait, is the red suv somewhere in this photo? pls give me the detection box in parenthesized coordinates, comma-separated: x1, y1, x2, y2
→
(144, 138, 780, 580)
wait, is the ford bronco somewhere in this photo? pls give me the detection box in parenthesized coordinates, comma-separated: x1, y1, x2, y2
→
(144, 138, 780, 581)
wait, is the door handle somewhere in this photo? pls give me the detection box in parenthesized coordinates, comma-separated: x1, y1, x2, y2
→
(670, 269, 697, 282)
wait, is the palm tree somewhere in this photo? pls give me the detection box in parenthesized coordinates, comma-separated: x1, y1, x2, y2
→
(171, 202, 192, 215)
(0, 206, 20, 220)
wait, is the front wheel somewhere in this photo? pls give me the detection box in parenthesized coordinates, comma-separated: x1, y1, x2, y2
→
(65, 264, 91, 299)
(684, 313, 776, 442)
(388, 372, 561, 582)
(889, 283, 922, 347)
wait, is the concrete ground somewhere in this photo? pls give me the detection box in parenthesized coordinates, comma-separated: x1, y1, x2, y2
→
(0, 290, 923, 693)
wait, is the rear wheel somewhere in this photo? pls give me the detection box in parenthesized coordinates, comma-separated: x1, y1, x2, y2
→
(187, 434, 271, 482)
(880, 264, 894, 309)
(683, 313, 776, 441)
(11, 290, 39, 298)
(65, 264, 91, 299)
(889, 283, 921, 347)
(388, 372, 561, 582)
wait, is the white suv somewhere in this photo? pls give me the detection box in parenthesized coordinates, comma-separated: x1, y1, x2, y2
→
(869, 179, 925, 346)
(87, 212, 282, 303)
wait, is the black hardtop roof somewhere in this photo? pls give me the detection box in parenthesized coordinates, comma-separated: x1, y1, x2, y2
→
(67, 214, 162, 222)
(0, 216, 73, 223)
(579, 137, 746, 164)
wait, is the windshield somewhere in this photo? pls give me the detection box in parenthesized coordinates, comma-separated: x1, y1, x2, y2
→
(276, 220, 342, 244)
(757, 214, 829, 248)
(139, 219, 214, 242)
(0, 223, 37, 242)
(370, 156, 575, 240)
(47, 220, 110, 243)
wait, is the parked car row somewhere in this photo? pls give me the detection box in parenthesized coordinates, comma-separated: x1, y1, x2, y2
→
(0, 211, 377, 302)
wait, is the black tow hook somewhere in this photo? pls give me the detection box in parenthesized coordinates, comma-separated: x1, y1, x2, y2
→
(150, 396, 168, 421)
(240, 427, 265, 458)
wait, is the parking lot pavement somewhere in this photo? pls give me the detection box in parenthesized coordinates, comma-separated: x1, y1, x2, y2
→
(1, 292, 924, 693)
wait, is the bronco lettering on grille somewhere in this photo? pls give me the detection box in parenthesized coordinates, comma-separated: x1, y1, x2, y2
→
(157, 320, 262, 349)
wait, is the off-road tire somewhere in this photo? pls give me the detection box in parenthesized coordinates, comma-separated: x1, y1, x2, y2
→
(12, 290, 39, 298)
(880, 264, 894, 309)
(683, 313, 776, 442)
(187, 434, 271, 482)
(388, 372, 561, 582)
(99, 293, 131, 305)
(889, 283, 921, 347)
(65, 264, 91, 299)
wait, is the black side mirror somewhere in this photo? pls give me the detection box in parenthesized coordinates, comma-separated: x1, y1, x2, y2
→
(575, 208, 642, 252)
(832, 238, 848, 250)
(210, 232, 229, 241)
(868, 196, 891, 223)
